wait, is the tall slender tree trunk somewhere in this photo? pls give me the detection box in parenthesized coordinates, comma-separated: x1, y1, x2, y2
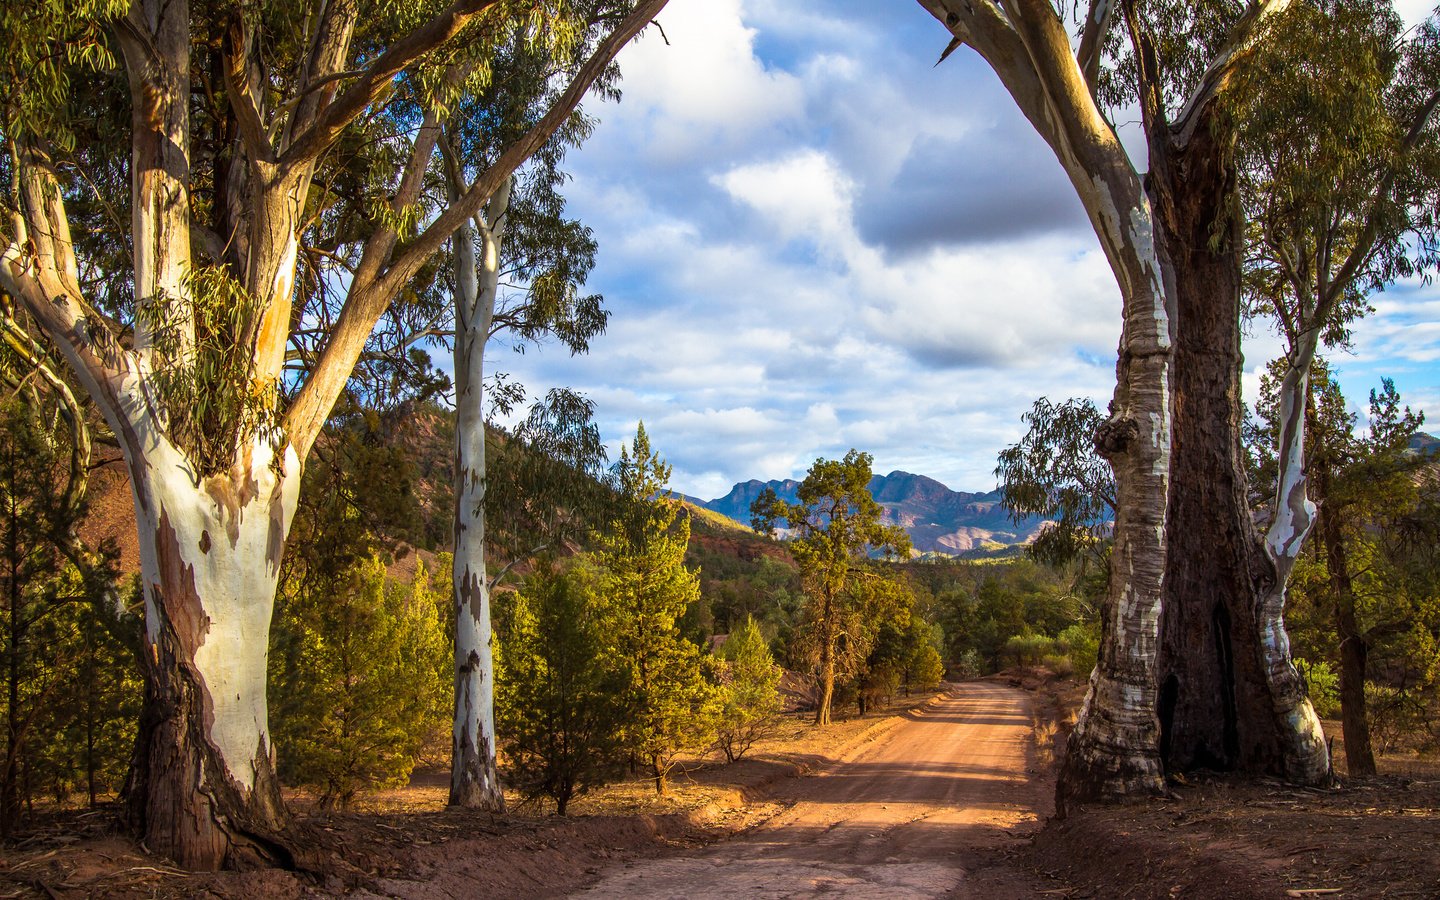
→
(1148, 107, 1328, 785)
(1313, 468, 1376, 775)
(449, 180, 510, 810)
(122, 430, 300, 870)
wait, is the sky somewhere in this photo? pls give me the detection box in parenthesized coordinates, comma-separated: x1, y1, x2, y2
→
(487, 0, 1440, 502)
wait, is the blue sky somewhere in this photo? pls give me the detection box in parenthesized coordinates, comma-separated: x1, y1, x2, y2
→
(489, 0, 1440, 500)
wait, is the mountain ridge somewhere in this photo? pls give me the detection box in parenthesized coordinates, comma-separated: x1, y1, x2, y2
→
(693, 470, 1049, 555)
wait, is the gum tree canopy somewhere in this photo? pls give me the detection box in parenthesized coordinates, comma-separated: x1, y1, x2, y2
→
(0, 0, 664, 870)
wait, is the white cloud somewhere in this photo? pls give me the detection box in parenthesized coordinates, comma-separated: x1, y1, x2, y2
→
(488, 1, 1439, 501)
(715, 150, 857, 247)
(605, 0, 804, 163)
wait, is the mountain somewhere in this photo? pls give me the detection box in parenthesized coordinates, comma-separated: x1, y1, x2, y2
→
(1408, 432, 1440, 457)
(698, 471, 1050, 555)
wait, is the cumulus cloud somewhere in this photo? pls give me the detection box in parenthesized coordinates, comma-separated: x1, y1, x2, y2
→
(602, 0, 804, 165)
(488, 0, 1437, 499)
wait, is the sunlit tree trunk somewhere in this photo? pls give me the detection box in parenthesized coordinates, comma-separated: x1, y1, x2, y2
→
(122, 426, 301, 868)
(815, 590, 836, 726)
(449, 178, 511, 810)
(920, 0, 1329, 807)
(919, 0, 1174, 805)
(0, 0, 667, 865)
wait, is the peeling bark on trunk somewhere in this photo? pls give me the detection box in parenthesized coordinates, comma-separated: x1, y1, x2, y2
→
(121, 427, 301, 870)
(1, 0, 669, 865)
(922, 0, 1177, 804)
(449, 182, 509, 811)
(1149, 111, 1328, 785)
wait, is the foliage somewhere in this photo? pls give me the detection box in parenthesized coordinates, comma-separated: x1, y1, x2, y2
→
(685, 542, 801, 646)
(1258, 364, 1440, 759)
(935, 558, 1092, 674)
(1233, 0, 1440, 352)
(597, 424, 719, 793)
(484, 388, 614, 581)
(1295, 658, 1342, 719)
(751, 450, 910, 725)
(996, 397, 1113, 570)
(0, 0, 126, 151)
(1058, 622, 1100, 680)
(495, 561, 627, 815)
(0, 383, 130, 833)
(713, 617, 783, 764)
(270, 555, 449, 810)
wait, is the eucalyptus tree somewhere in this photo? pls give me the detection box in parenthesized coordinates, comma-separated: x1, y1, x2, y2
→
(1232, 1, 1440, 773)
(437, 31, 610, 809)
(751, 450, 910, 726)
(1256, 362, 1429, 774)
(996, 396, 1114, 571)
(919, 0, 1329, 805)
(0, 0, 664, 868)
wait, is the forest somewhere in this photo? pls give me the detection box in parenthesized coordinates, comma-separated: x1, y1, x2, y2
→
(0, 0, 1438, 892)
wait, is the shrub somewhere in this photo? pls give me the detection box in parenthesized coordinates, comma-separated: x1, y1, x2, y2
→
(714, 617, 783, 763)
(496, 563, 628, 815)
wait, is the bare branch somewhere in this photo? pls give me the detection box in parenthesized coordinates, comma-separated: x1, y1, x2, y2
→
(1077, 0, 1116, 93)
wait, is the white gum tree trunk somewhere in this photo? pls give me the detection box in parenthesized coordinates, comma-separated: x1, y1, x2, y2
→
(1259, 334, 1330, 782)
(449, 178, 511, 810)
(920, 0, 1172, 804)
(123, 411, 301, 867)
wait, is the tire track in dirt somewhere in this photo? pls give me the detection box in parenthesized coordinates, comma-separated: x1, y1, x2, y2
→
(573, 681, 1051, 898)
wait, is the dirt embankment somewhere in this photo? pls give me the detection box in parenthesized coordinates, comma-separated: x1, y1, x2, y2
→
(1008, 673, 1440, 899)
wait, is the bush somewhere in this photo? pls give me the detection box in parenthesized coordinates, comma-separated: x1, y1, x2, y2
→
(496, 563, 628, 815)
(271, 555, 449, 809)
(1041, 654, 1075, 678)
(1295, 657, 1341, 719)
(952, 650, 983, 680)
(1002, 633, 1055, 669)
(714, 617, 783, 763)
(1057, 623, 1099, 679)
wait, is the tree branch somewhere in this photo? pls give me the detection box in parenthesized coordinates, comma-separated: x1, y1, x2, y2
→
(223, 17, 276, 165)
(279, 0, 504, 171)
(1172, 0, 1296, 148)
(1077, 0, 1116, 94)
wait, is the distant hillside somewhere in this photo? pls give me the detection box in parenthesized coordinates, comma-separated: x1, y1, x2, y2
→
(1409, 432, 1439, 457)
(698, 471, 1051, 555)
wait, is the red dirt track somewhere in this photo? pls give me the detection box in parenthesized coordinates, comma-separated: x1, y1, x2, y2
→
(574, 681, 1053, 898)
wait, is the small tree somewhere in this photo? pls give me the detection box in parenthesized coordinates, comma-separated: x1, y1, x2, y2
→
(270, 556, 449, 810)
(751, 450, 910, 725)
(598, 424, 719, 795)
(713, 617, 782, 764)
(495, 561, 626, 815)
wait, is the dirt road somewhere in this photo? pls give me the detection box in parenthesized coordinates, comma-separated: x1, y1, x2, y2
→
(575, 681, 1052, 898)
